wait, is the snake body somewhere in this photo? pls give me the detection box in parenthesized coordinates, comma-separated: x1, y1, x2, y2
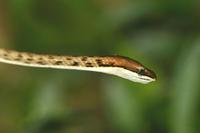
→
(0, 48, 156, 84)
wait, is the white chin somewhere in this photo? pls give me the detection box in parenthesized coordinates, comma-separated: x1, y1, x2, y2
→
(134, 76, 156, 84)
(137, 79, 155, 84)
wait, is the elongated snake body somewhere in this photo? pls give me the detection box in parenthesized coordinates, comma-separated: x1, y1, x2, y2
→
(0, 48, 156, 84)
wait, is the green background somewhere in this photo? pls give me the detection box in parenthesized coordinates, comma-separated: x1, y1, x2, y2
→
(0, 0, 200, 133)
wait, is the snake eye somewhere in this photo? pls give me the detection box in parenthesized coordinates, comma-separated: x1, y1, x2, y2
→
(138, 68, 145, 75)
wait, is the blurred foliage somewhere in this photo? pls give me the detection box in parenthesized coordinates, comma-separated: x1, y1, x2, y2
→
(0, 0, 200, 133)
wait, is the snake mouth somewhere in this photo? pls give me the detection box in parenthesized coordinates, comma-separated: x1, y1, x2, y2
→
(138, 75, 156, 83)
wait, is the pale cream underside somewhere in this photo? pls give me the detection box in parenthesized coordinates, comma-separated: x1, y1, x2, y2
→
(0, 57, 154, 84)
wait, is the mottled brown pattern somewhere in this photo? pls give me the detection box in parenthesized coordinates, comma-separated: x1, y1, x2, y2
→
(0, 49, 141, 70)
(0, 48, 157, 80)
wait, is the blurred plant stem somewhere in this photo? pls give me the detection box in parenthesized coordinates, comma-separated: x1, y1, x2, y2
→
(0, 1, 12, 47)
(171, 41, 200, 133)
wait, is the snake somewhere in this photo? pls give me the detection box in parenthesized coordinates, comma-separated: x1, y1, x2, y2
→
(0, 48, 156, 84)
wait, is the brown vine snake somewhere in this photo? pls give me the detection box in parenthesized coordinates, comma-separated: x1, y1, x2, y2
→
(0, 48, 156, 84)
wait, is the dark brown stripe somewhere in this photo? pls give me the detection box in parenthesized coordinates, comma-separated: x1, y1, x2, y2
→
(54, 61, 63, 65)
(17, 54, 23, 58)
(3, 53, 8, 57)
(98, 64, 112, 67)
(72, 61, 79, 66)
(66, 57, 72, 60)
(36, 61, 46, 65)
(48, 55, 54, 59)
(81, 56, 88, 61)
(14, 57, 21, 61)
(96, 59, 104, 66)
(26, 58, 33, 61)
(85, 62, 93, 67)
(38, 57, 43, 60)
(24, 61, 31, 64)
(96, 59, 102, 64)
